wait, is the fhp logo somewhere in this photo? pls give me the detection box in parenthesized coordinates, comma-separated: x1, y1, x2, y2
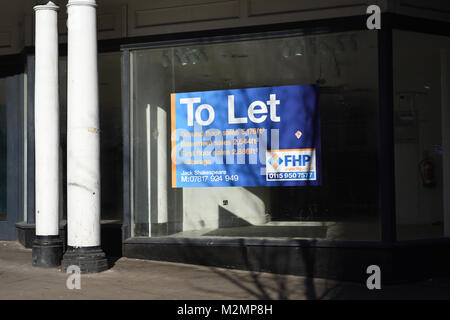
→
(267, 152, 312, 171)
(266, 149, 316, 182)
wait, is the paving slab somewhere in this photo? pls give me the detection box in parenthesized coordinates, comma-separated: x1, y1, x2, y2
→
(1, 241, 450, 300)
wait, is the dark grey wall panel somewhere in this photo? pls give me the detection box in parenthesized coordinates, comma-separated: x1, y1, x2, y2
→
(134, 1, 240, 28)
(247, 0, 367, 17)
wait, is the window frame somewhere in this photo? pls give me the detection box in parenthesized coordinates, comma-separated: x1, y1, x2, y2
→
(120, 13, 450, 248)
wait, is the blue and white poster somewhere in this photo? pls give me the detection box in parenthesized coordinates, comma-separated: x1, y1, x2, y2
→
(171, 84, 321, 188)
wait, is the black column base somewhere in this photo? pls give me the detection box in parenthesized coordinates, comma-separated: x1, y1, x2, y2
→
(61, 246, 108, 274)
(32, 235, 63, 268)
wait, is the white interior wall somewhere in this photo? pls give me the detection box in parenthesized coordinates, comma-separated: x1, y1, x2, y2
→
(393, 30, 450, 227)
(182, 188, 267, 231)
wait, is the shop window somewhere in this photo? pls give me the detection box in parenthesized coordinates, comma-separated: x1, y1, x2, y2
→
(393, 30, 450, 240)
(0, 78, 6, 221)
(130, 31, 381, 240)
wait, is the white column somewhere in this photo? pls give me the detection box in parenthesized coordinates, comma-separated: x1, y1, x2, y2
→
(32, 1, 64, 268)
(34, 1, 60, 237)
(66, 0, 101, 248)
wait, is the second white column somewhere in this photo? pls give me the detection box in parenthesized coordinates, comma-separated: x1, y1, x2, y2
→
(62, 0, 107, 273)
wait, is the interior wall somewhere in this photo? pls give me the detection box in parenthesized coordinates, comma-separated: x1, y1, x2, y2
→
(393, 30, 450, 239)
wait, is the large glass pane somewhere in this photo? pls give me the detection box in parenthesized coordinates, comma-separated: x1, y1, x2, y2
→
(0, 78, 6, 221)
(394, 30, 450, 240)
(132, 31, 380, 240)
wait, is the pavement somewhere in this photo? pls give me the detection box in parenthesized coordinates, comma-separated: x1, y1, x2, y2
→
(1, 241, 450, 300)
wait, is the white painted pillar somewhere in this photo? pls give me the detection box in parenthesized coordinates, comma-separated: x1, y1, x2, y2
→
(66, 0, 101, 248)
(34, 1, 60, 237)
(62, 0, 107, 273)
(32, 1, 63, 268)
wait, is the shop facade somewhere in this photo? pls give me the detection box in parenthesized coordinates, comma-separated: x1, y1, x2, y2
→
(1, 0, 450, 282)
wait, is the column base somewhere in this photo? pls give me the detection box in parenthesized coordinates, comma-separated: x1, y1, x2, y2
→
(61, 246, 108, 274)
(32, 236, 63, 267)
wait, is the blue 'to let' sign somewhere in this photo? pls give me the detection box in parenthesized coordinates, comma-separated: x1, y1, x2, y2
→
(171, 84, 321, 188)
